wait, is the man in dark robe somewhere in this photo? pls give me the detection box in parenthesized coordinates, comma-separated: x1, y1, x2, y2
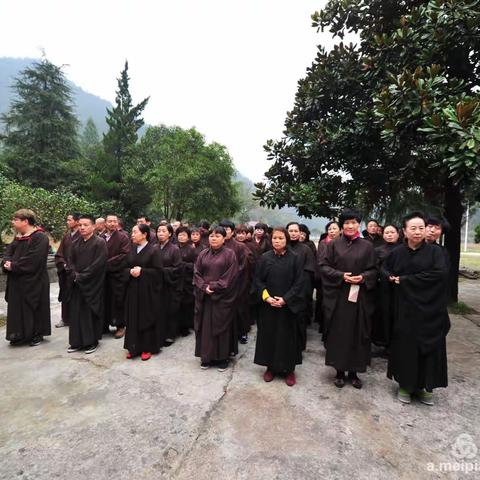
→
(319, 209, 377, 389)
(95, 217, 106, 236)
(68, 215, 108, 354)
(100, 214, 130, 338)
(137, 215, 158, 245)
(2, 209, 51, 346)
(54, 213, 81, 328)
(383, 212, 450, 406)
(362, 219, 384, 248)
(219, 220, 253, 348)
(194, 227, 239, 371)
(198, 220, 211, 249)
(287, 222, 316, 350)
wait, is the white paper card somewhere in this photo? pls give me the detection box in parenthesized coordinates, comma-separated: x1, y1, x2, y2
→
(348, 284, 360, 303)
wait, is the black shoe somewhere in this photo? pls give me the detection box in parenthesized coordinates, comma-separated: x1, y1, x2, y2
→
(164, 339, 174, 347)
(85, 343, 98, 354)
(180, 328, 191, 337)
(217, 360, 229, 372)
(334, 377, 345, 388)
(30, 335, 43, 347)
(9, 338, 24, 346)
(239, 335, 248, 345)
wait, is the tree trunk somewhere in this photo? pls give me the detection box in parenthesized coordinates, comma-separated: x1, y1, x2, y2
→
(444, 178, 463, 303)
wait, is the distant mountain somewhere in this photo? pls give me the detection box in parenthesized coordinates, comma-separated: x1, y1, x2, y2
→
(0, 57, 111, 133)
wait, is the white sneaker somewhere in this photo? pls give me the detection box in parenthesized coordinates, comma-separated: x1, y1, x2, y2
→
(67, 345, 81, 353)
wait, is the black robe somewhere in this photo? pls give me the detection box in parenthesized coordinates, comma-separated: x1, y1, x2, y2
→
(101, 230, 131, 330)
(55, 229, 80, 324)
(178, 242, 199, 332)
(123, 243, 165, 355)
(372, 242, 401, 347)
(253, 249, 305, 373)
(382, 242, 450, 391)
(69, 235, 108, 348)
(2, 230, 51, 342)
(193, 246, 239, 363)
(157, 241, 183, 340)
(320, 235, 377, 373)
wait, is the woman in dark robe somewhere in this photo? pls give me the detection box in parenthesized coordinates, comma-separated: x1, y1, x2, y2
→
(191, 227, 207, 255)
(176, 226, 198, 336)
(252, 223, 272, 256)
(299, 224, 317, 258)
(382, 212, 449, 406)
(254, 227, 305, 386)
(156, 223, 183, 346)
(319, 209, 377, 389)
(193, 226, 239, 372)
(124, 224, 164, 361)
(315, 221, 341, 335)
(372, 224, 401, 351)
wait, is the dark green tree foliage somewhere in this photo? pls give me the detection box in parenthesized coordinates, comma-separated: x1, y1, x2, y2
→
(80, 117, 100, 156)
(137, 125, 239, 222)
(0, 58, 79, 188)
(255, 0, 480, 301)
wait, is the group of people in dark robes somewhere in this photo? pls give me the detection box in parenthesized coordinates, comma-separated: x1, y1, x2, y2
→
(2, 207, 451, 404)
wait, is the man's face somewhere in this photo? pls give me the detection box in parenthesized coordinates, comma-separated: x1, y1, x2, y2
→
(137, 217, 147, 226)
(343, 219, 360, 237)
(224, 227, 233, 240)
(12, 217, 29, 234)
(79, 219, 95, 238)
(287, 224, 300, 241)
(177, 231, 189, 244)
(66, 215, 77, 230)
(367, 221, 378, 235)
(106, 216, 118, 232)
(209, 232, 225, 249)
(95, 219, 105, 232)
(425, 224, 442, 243)
(172, 221, 181, 232)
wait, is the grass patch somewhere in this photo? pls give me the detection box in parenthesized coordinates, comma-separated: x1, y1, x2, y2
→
(460, 253, 480, 271)
(448, 302, 478, 316)
(0, 315, 6, 328)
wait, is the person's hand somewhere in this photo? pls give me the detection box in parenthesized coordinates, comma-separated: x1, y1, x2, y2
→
(266, 296, 281, 308)
(206, 285, 214, 295)
(274, 296, 286, 306)
(3, 261, 11, 271)
(130, 266, 142, 278)
(348, 275, 363, 284)
(389, 275, 400, 284)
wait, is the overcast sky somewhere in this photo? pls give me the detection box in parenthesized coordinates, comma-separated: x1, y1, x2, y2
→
(0, 1, 340, 182)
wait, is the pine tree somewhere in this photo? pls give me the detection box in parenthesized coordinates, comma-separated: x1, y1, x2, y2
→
(0, 58, 79, 188)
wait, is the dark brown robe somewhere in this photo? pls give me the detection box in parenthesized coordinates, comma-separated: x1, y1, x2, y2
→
(178, 242, 199, 333)
(157, 240, 183, 341)
(253, 249, 305, 373)
(382, 242, 449, 391)
(69, 235, 108, 348)
(55, 229, 80, 324)
(123, 242, 165, 355)
(2, 229, 51, 342)
(194, 246, 239, 363)
(101, 229, 131, 330)
(320, 235, 377, 373)
(314, 238, 330, 334)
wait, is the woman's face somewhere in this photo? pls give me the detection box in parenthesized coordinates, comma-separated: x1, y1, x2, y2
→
(299, 231, 307, 242)
(209, 232, 225, 249)
(255, 228, 264, 238)
(157, 225, 171, 243)
(383, 226, 399, 244)
(272, 231, 287, 252)
(177, 231, 189, 244)
(236, 231, 247, 242)
(342, 219, 360, 237)
(191, 231, 201, 243)
(287, 224, 300, 241)
(403, 218, 425, 246)
(131, 225, 146, 245)
(327, 223, 341, 239)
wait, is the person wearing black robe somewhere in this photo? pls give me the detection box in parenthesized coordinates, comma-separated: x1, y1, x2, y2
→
(383, 212, 449, 406)
(54, 213, 81, 328)
(136, 215, 158, 245)
(156, 223, 183, 346)
(123, 224, 164, 360)
(372, 224, 401, 351)
(176, 226, 199, 336)
(252, 223, 272, 257)
(319, 209, 377, 389)
(2, 209, 51, 346)
(101, 215, 130, 338)
(254, 226, 305, 386)
(287, 222, 316, 350)
(191, 227, 207, 255)
(315, 221, 341, 335)
(68, 215, 108, 354)
(194, 226, 239, 371)
(362, 219, 384, 248)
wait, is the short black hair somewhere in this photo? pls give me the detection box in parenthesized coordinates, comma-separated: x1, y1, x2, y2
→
(79, 214, 96, 224)
(199, 220, 210, 230)
(325, 221, 340, 232)
(69, 212, 81, 221)
(255, 222, 268, 231)
(383, 223, 399, 233)
(426, 215, 451, 233)
(219, 219, 235, 230)
(367, 218, 379, 226)
(339, 209, 362, 226)
(402, 211, 425, 228)
(136, 223, 151, 241)
(210, 226, 227, 237)
(176, 226, 191, 238)
(286, 221, 300, 230)
(157, 223, 174, 236)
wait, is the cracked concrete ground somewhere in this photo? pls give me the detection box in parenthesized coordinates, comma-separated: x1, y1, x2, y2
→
(1, 282, 480, 480)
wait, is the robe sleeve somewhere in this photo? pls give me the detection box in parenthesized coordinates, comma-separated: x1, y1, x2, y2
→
(319, 242, 345, 287)
(359, 244, 378, 290)
(399, 247, 447, 287)
(209, 252, 239, 292)
(194, 250, 208, 291)
(9, 233, 49, 274)
(282, 254, 306, 314)
(107, 232, 131, 271)
(74, 240, 108, 284)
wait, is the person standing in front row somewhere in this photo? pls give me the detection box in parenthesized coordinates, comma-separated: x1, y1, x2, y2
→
(193, 226, 238, 372)
(319, 209, 377, 389)
(254, 226, 305, 386)
(382, 212, 449, 406)
(67, 215, 107, 354)
(2, 209, 51, 347)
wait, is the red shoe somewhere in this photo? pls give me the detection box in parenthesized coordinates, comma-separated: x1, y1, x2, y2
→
(285, 372, 296, 387)
(263, 369, 274, 382)
(141, 352, 151, 361)
(126, 352, 133, 359)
